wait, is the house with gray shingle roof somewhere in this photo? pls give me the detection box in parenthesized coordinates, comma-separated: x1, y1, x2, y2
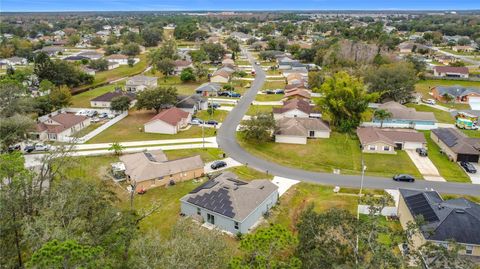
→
(180, 172, 278, 234)
(275, 117, 330, 144)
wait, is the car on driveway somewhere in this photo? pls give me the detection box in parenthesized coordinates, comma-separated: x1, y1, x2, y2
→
(87, 110, 98, 117)
(190, 118, 204, 125)
(208, 103, 221, 109)
(206, 120, 218, 126)
(8, 144, 21, 152)
(393, 174, 415, 182)
(98, 112, 108, 119)
(460, 161, 477, 173)
(416, 148, 428, 157)
(210, 160, 227, 170)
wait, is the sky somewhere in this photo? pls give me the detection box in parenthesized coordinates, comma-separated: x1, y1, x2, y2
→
(1, 0, 479, 12)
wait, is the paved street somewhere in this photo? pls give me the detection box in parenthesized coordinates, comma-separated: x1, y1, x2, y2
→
(217, 48, 480, 196)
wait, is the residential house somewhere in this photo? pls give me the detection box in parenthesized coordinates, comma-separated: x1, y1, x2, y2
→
(37, 46, 65, 56)
(119, 150, 204, 191)
(32, 112, 90, 141)
(90, 90, 136, 108)
(434, 55, 457, 65)
(210, 69, 231, 83)
(452, 45, 476, 53)
(286, 73, 307, 87)
(180, 171, 278, 234)
(398, 189, 480, 257)
(431, 86, 480, 103)
(82, 67, 96, 76)
(0, 56, 27, 66)
(431, 128, 480, 162)
(107, 61, 120, 70)
(282, 67, 308, 78)
(356, 127, 426, 154)
(77, 51, 103, 60)
(373, 101, 437, 130)
(195, 82, 222, 96)
(125, 75, 158, 92)
(144, 107, 191, 134)
(284, 88, 311, 101)
(230, 32, 253, 43)
(275, 117, 331, 144)
(433, 66, 469, 78)
(106, 54, 129, 65)
(173, 60, 193, 74)
(176, 95, 208, 114)
(273, 99, 320, 120)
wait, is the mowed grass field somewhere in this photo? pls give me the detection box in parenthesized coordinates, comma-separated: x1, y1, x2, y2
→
(87, 110, 216, 143)
(238, 132, 422, 179)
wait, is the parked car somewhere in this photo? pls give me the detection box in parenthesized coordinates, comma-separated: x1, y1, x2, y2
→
(210, 160, 227, 170)
(460, 161, 477, 173)
(75, 109, 89, 116)
(190, 118, 204, 125)
(423, 99, 436, 105)
(34, 143, 51, 151)
(107, 114, 116, 119)
(273, 89, 284, 94)
(393, 174, 415, 182)
(206, 120, 218, 126)
(229, 92, 241, 98)
(416, 148, 428, 157)
(208, 103, 221, 109)
(265, 90, 274, 94)
(87, 110, 98, 117)
(8, 144, 21, 152)
(24, 145, 35, 153)
(218, 91, 229, 97)
(98, 112, 108, 118)
(91, 117, 100, 123)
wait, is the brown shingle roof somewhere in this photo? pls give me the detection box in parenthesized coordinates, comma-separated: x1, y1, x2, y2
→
(356, 127, 426, 146)
(433, 66, 469, 75)
(284, 88, 311, 99)
(174, 60, 192, 67)
(275, 117, 330, 136)
(377, 101, 436, 122)
(147, 107, 190, 126)
(272, 99, 312, 115)
(36, 113, 88, 134)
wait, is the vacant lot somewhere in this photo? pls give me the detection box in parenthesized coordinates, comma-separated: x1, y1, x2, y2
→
(195, 109, 229, 122)
(246, 105, 281, 116)
(87, 110, 216, 143)
(262, 80, 286, 90)
(238, 132, 422, 178)
(255, 93, 285, 101)
(405, 104, 454, 123)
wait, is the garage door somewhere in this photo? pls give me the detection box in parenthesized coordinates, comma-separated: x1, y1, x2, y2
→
(457, 154, 479, 163)
(469, 97, 480, 110)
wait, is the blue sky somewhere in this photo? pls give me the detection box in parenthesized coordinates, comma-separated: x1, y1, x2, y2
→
(2, 0, 479, 12)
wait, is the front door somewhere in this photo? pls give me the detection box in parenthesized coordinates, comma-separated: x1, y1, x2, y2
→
(207, 213, 215, 225)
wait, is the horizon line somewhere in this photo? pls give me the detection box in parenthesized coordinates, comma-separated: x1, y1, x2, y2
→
(2, 9, 480, 13)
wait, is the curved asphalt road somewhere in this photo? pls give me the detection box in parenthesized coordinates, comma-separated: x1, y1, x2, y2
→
(217, 49, 480, 196)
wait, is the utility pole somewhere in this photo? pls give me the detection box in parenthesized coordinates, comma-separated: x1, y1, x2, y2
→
(355, 155, 366, 265)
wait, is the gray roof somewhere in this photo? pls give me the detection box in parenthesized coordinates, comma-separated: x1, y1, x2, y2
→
(399, 189, 480, 245)
(432, 128, 480, 155)
(276, 117, 330, 137)
(195, 82, 221, 93)
(181, 172, 278, 222)
(126, 75, 157, 86)
(377, 101, 436, 122)
(435, 86, 480, 98)
(176, 94, 206, 109)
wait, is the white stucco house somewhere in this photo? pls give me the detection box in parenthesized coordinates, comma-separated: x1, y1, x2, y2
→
(125, 75, 158, 92)
(144, 107, 191, 134)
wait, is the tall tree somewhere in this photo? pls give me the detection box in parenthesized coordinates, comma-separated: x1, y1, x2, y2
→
(155, 58, 175, 80)
(110, 96, 131, 113)
(240, 112, 276, 142)
(141, 27, 162, 47)
(317, 71, 378, 132)
(136, 87, 178, 113)
(365, 62, 417, 103)
(373, 109, 392, 128)
(49, 86, 72, 110)
(200, 43, 226, 62)
(0, 114, 34, 150)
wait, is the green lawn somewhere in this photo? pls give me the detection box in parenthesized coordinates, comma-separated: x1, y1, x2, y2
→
(87, 110, 216, 143)
(415, 79, 480, 110)
(71, 84, 120, 107)
(235, 60, 251, 66)
(262, 80, 286, 90)
(195, 109, 229, 122)
(238, 132, 422, 179)
(72, 122, 102, 138)
(246, 105, 281, 116)
(460, 129, 480, 138)
(255, 94, 285, 101)
(422, 131, 471, 183)
(164, 148, 224, 163)
(405, 104, 454, 123)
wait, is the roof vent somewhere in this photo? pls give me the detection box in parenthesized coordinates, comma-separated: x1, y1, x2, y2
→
(223, 186, 230, 190)
(455, 209, 465, 214)
(259, 186, 264, 190)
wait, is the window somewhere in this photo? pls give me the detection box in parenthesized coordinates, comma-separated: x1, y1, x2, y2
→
(466, 245, 473, 255)
(369, 145, 376, 151)
(383, 146, 390, 151)
(196, 207, 201, 215)
(309, 130, 315, 137)
(234, 221, 239, 230)
(207, 213, 215, 225)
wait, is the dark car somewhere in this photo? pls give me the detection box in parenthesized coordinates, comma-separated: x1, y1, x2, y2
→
(218, 91, 229, 96)
(265, 90, 274, 94)
(227, 92, 241, 98)
(416, 148, 428, 157)
(460, 161, 477, 173)
(206, 120, 218, 126)
(393, 174, 415, 182)
(208, 103, 221, 109)
(24, 145, 35, 153)
(210, 160, 227, 170)
(8, 144, 21, 152)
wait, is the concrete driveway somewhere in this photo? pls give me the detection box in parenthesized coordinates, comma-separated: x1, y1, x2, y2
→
(405, 150, 445, 182)
(204, 157, 243, 173)
(462, 163, 480, 184)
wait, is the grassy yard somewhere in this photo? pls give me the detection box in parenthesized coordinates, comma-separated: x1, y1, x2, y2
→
(460, 129, 480, 138)
(164, 148, 224, 163)
(195, 109, 229, 122)
(262, 80, 286, 90)
(405, 104, 454, 123)
(415, 79, 480, 110)
(255, 94, 285, 102)
(246, 105, 281, 116)
(422, 131, 471, 183)
(87, 110, 216, 143)
(238, 132, 422, 179)
(72, 122, 103, 138)
(235, 60, 251, 66)
(71, 84, 120, 107)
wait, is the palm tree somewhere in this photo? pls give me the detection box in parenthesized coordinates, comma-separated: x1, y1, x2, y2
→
(374, 109, 393, 128)
(442, 93, 454, 104)
(108, 142, 125, 156)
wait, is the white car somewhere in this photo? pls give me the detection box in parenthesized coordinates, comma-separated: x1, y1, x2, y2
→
(107, 114, 116, 119)
(34, 143, 51, 151)
(424, 99, 436, 105)
(91, 117, 100, 123)
(75, 110, 88, 116)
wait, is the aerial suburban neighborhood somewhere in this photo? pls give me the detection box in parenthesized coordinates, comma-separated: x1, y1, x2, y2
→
(0, 4, 480, 269)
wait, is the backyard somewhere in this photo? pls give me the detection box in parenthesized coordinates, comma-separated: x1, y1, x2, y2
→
(87, 109, 216, 143)
(71, 84, 121, 107)
(238, 132, 422, 178)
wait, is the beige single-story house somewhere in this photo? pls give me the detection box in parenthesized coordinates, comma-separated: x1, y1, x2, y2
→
(173, 60, 193, 74)
(210, 69, 230, 83)
(272, 99, 320, 120)
(32, 112, 90, 141)
(398, 189, 480, 258)
(119, 150, 204, 191)
(433, 66, 469, 78)
(106, 54, 129, 65)
(275, 117, 330, 144)
(144, 107, 191, 134)
(125, 75, 158, 92)
(356, 127, 426, 154)
(431, 128, 480, 162)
